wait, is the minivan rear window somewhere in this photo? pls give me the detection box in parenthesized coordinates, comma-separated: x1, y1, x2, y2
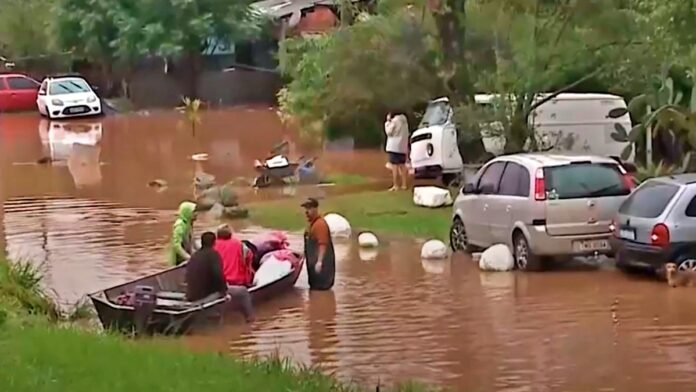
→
(544, 163, 630, 200)
(618, 181, 679, 218)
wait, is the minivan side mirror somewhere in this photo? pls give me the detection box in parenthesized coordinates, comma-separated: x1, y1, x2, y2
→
(462, 183, 476, 194)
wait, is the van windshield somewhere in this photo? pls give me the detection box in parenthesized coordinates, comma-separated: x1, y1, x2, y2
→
(618, 180, 679, 218)
(544, 163, 631, 200)
(419, 101, 451, 128)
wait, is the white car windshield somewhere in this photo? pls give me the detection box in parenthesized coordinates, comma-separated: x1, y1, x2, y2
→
(49, 79, 91, 95)
(419, 101, 451, 128)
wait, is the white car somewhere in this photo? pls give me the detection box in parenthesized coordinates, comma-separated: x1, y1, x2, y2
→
(37, 76, 102, 119)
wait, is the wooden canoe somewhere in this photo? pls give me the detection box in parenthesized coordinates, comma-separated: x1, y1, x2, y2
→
(88, 254, 304, 335)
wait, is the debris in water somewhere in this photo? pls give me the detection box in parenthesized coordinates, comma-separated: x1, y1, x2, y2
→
(191, 153, 209, 161)
(147, 179, 168, 188)
(37, 157, 53, 165)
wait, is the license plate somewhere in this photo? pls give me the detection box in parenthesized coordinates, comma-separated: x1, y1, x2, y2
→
(619, 228, 636, 241)
(573, 239, 610, 252)
(68, 107, 86, 114)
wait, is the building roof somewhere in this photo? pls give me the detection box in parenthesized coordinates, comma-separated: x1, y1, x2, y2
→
(252, 0, 358, 19)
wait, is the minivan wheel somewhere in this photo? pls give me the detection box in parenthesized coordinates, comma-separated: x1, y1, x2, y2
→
(677, 258, 696, 271)
(449, 217, 468, 252)
(513, 233, 542, 271)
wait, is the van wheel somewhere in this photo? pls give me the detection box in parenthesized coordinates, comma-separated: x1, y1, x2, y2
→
(449, 216, 469, 252)
(513, 233, 542, 271)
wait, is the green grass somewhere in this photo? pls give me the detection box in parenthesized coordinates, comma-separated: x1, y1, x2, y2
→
(0, 326, 436, 392)
(0, 258, 60, 324)
(322, 173, 370, 185)
(248, 191, 452, 240)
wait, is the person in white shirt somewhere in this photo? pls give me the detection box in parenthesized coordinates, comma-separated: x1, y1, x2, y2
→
(384, 111, 410, 191)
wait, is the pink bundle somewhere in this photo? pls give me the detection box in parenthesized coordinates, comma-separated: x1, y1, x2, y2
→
(250, 231, 290, 254)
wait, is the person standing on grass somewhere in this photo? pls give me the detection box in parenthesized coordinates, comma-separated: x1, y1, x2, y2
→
(384, 110, 410, 191)
(301, 198, 335, 291)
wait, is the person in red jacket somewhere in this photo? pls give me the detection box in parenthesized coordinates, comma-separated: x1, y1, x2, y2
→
(215, 224, 253, 286)
(215, 224, 254, 322)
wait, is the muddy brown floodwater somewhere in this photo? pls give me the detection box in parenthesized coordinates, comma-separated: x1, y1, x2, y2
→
(3, 109, 696, 391)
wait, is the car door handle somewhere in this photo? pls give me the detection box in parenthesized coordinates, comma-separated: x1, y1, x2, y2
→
(483, 204, 488, 211)
(506, 205, 511, 212)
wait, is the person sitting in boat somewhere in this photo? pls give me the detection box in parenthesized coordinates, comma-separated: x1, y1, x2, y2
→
(169, 201, 197, 266)
(215, 224, 254, 287)
(185, 232, 227, 303)
(215, 225, 255, 322)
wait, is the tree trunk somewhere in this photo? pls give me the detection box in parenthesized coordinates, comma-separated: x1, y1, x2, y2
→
(185, 51, 201, 99)
(432, 0, 472, 103)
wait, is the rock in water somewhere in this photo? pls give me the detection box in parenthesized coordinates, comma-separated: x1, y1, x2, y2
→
(324, 213, 352, 238)
(209, 203, 224, 219)
(357, 232, 379, 248)
(479, 244, 514, 272)
(218, 184, 238, 207)
(421, 240, 448, 259)
(194, 172, 216, 191)
(413, 186, 453, 208)
(148, 179, 167, 188)
(222, 206, 249, 220)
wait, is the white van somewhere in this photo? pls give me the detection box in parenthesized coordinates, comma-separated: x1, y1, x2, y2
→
(409, 97, 464, 185)
(477, 93, 632, 157)
(409, 93, 632, 183)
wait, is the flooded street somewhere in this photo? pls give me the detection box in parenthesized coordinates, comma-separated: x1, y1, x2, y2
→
(3, 109, 696, 391)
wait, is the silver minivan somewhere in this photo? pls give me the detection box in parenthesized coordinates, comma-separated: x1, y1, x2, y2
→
(612, 174, 696, 273)
(450, 153, 634, 270)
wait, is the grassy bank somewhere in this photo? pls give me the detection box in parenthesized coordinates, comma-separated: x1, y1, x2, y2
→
(0, 257, 436, 392)
(248, 191, 452, 240)
(0, 326, 431, 392)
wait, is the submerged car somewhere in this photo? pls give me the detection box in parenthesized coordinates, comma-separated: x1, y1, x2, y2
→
(450, 153, 634, 270)
(612, 174, 696, 273)
(0, 73, 40, 112)
(36, 76, 102, 119)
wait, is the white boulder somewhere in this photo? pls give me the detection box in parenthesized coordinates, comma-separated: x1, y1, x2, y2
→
(357, 232, 379, 248)
(413, 186, 453, 208)
(478, 244, 514, 272)
(420, 239, 448, 259)
(324, 213, 352, 238)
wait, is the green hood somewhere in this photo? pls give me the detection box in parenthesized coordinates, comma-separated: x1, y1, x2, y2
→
(176, 201, 196, 225)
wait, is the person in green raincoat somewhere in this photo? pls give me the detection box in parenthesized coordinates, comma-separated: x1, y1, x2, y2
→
(169, 201, 198, 266)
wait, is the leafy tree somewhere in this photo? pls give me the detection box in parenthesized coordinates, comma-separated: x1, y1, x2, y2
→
(468, 0, 644, 153)
(0, 0, 56, 62)
(110, 0, 262, 97)
(278, 3, 444, 145)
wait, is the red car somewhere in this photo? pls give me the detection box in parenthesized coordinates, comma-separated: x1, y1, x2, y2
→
(0, 73, 40, 112)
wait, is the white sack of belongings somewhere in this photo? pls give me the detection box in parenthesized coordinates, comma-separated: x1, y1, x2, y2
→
(265, 155, 290, 169)
(413, 186, 453, 208)
(253, 257, 292, 287)
(357, 232, 379, 248)
(324, 213, 352, 239)
(420, 239, 448, 260)
(479, 244, 514, 272)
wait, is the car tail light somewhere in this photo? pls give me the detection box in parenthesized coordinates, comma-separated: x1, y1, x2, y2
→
(651, 223, 670, 247)
(534, 168, 546, 200)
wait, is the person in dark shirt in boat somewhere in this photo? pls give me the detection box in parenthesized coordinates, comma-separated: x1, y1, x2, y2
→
(302, 198, 335, 290)
(185, 231, 227, 302)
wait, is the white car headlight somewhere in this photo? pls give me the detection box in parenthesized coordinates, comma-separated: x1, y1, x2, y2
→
(87, 96, 97, 103)
(51, 99, 64, 106)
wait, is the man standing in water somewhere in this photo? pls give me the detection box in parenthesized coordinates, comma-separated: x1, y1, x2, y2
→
(302, 198, 335, 290)
(169, 201, 197, 266)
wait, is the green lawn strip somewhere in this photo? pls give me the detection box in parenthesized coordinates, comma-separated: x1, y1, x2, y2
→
(0, 326, 435, 392)
(248, 191, 451, 241)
